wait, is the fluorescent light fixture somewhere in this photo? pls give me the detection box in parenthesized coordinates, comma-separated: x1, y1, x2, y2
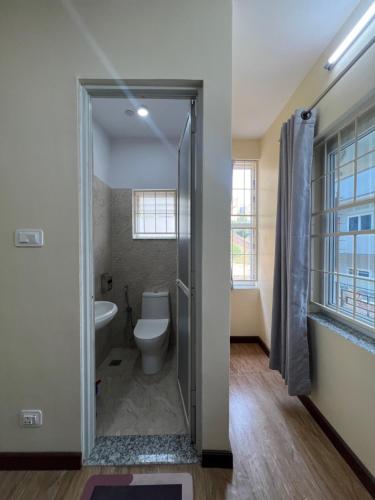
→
(137, 106, 149, 117)
(325, 1, 375, 70)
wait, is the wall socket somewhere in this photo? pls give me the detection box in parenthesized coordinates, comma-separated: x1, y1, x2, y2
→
(20, 409, 43, 427)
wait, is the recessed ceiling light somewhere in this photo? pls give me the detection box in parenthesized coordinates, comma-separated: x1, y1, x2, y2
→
(325, 1, 375, 70)
(137, 106, 149, 117)
(125, 109, 134, 116)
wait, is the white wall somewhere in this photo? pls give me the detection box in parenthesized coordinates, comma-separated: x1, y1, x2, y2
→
(93, 120, 111, 186)
(0, 0, 232, 454)
(110, 138, 178, 189)
(258, 0, 375, 474)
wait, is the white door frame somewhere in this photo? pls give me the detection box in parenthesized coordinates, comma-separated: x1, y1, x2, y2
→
(79, 80, 203, 460)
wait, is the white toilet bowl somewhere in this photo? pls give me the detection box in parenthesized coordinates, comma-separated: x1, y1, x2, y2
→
(134, 318, 170, 374)
(133, 291, 171, 375)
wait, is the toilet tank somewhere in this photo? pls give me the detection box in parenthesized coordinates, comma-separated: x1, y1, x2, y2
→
(141, 291, 170, 319)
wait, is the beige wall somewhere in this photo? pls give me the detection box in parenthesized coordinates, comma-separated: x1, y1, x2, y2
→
(230, 289, 264, 337)
(258, 0, 375, 474)
(0, 0, 232, 453)
(232, 138, 261, 159)
(309, 319, 375, 474)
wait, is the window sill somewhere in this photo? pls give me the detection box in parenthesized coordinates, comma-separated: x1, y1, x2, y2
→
(308, 312, 375, 355)
(231, 283, 258, 290)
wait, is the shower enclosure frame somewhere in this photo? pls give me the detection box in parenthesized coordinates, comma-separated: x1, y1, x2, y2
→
(79, 80, 203, 461)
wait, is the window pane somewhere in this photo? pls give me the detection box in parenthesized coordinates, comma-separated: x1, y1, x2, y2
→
(244, 254, 256, 281)
(355, 278, 375, 324)
(337, 235, 353, 275)
(244, 229, 256, 254)
(357, 151, 375, 200)
(339, 162, 354, 205)
(143, 192, 155, 213)
(244, 168, 254, 189)
(357, 105, 375, 156)
(155, 192, 167, 213)
(135, 192, 144, 213)
(232, 169, 244, 189)
(340, 122, 355, 164)
(232, 254, 245, 280)
(231, 229, 245, 255)
(338, 275, 354, 316)
(358, 130, 375, 157)
(136, 213, 144, 233)
(232, 189, 245, 215)
(231, 215, 253, 226)
(311, 214, 326, 236)
(327, 135, 338, 157)
(155, 213, 166, 233)
(327, 273, 338, 309)
(325, 167, 339, 209)
(337, 204, 374, 232)
(356, 234, 375, 278)
(133, 190, 176, 238)
(244, 189, 254, 214)
(311, 237, 324, 271)
(144, 214, 155, 232)
(166, 215, 175, 233)
(312, 109, 375, 327)
(231, 161, 257, 283)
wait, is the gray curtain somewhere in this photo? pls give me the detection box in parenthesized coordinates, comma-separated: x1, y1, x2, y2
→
(269, 109, 316, 396)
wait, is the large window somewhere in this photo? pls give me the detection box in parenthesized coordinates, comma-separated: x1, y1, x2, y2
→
(231, 160, 257, 286)
(311, 104, 375, 335)
(132, 189, 176, 239)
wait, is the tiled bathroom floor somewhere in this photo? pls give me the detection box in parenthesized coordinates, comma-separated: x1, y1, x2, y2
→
(96, 346, 187, 436)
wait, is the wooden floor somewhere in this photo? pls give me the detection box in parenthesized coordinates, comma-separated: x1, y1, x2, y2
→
(0, 344, 370, 499)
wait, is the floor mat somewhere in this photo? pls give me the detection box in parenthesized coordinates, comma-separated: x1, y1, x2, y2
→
(81, 473, 193, 500)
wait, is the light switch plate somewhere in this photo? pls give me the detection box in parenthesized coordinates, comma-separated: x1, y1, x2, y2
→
(15, 229, 44, 247)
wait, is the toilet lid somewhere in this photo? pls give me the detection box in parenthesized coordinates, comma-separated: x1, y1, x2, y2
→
(134, 319, 169, 340)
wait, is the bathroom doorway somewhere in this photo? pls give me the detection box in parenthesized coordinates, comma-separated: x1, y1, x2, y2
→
(79, 81, 202, 463)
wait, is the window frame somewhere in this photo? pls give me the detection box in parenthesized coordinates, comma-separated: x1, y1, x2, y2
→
(132, 188, 177, 240)
(310, 101, 375, 338)
(231, 159, 258, 289)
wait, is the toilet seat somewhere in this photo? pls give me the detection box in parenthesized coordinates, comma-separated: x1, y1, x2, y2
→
(134, 319, 169, 340)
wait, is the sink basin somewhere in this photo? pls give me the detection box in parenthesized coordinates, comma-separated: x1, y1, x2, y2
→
(95, 301, 118, 330)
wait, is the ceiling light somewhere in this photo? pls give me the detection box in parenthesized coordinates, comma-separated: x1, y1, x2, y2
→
(137, 106, 149, 117)
(325, 1, 375, 70)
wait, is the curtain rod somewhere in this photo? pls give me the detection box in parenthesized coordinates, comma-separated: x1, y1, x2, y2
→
(301, 35, 375, 120)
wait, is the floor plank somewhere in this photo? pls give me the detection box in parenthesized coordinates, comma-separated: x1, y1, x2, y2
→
(0, 344, 370, 499)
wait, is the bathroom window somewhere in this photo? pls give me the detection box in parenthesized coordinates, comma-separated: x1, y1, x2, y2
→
(231, 160, 257, 287)
(132, 189, 177, 239)
(310, 103, 375, 335)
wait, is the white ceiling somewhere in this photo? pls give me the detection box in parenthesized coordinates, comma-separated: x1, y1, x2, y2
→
(92, 98, 190, 140)
(232, 0, 359, 138)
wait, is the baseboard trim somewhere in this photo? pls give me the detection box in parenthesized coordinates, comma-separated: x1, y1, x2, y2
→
(234, 336, 374, 496)
(0, 452, 82, 470)
(230, 335, 270, 356)
(201, 450, 233, 469)
(298, 396, 375, 497)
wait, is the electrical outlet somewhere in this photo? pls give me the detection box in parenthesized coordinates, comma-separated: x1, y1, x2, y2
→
(20, 410, 43, 428)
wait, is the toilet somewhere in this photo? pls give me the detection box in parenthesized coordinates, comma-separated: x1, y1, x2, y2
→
(134, 291, 170, 374)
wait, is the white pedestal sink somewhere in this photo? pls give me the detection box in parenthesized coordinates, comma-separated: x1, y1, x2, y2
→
(95, 301, 118, 330)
